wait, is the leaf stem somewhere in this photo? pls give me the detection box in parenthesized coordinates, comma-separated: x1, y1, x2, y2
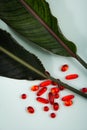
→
(75, 54, 87, 69)
(19, 0, 87, 69)
(0, 46, 87, 98)
(48, 76, 87, 98)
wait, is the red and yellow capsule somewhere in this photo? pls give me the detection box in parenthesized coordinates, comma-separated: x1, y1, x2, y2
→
(37, 87, 47, 96)
(64, 100, 73, 106)
(27, 106, 35, 114)
(61, 64, 69, 72)
(61, 94, 74, 101)
(36, 97, 49, 104)
(39, 80, 52, 87)
(65, 74, 79, 80)
(31, 85, 39, 91)
(51, 87, 60, 94)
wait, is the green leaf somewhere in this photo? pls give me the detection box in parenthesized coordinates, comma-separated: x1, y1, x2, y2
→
(0, 29, 47, 80)
(0, 0, 77, 56)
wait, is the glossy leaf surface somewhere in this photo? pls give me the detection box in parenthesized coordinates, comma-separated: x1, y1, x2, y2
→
(0, 29, 46, 80)
(0, 0, 77, 56)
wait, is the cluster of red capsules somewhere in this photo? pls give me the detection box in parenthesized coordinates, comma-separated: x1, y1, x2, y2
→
(21, 79, 65, 118)
(20, 64, 86, 118)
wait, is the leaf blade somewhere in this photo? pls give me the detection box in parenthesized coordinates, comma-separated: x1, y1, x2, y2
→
(0, 0, 77, 56)
(0, 29, 47, 80)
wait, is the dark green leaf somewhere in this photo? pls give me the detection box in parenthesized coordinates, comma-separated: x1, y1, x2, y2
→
(0, 29, 47, 80)
(0, 0, 77, 56)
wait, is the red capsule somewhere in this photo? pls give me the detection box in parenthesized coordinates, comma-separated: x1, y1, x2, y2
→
(61, 64, 69, 72)
(37, 87, 47, 96)
(54, 93, 59, 99)
(39, 80, 52, 87)
(31, 85, 39, 91)
(50, 113, 56, 118)
(80, 88, 87, 93)
(51, 87, 60, 94)
(21, 93, 27, 99)
(48, 92, 54, 105)
(27, 106, 35, 114)
(59, 85, 65, 90)
(53, 103, 59, 111)
(45, 71, 50, 76)
(65, 74, 79, 80)
(51, 81, 58, 86)
(36, 97, 49, 104)
(64, 100, 73, 106)
(61, 95, 74, 101)
(43, 106, 49, 112)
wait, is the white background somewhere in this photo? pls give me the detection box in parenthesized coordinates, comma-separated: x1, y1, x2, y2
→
(0, 0, 87, 130)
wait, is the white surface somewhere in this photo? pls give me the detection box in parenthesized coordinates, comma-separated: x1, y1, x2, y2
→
(0, 0, 87, 130)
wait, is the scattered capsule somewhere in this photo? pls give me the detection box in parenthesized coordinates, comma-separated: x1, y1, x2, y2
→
(31, 85, 39, 91)
(50, 113, 56, 118)
(61, 64, 69, 72)
(64, 100, 73, 106)
(80, 88, 87, 93)
(54, 93, 59, 99)
(39, 80, 52, 87)
(21, 93, 27, 99)
(27, 106, 35, 114)
(43, 106, 49, 112)
(36, 97, 49, 104)
(37, 87, 47, 96)
(59, 85, 65, 90)
(53, 102, 59, 111)
(51, 87, 60, 94)
(51, 81, 58, 86)
(45, 71, 50, 76)
(61, 95, 74, 101)
(65, 74, 79, 80)
(48, 92, 54, 105)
